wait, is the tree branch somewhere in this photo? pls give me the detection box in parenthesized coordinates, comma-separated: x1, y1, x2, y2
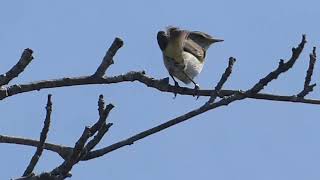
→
(52, 127, 91, 178)
(248, 34, 306, 94)
(208, 57, 236, 104)
(0, 48, 34, 86)
(0, 35, 316, 109)
(85, 123, 112, 152)
(0, 134, 73, 160)
(297, 47, 317, 97)
(85, 94, 114, 151)
(0, 71, 319, 105)
(50, 95, 114, 178)
(93, 37, 123, 77)
(22, 94, 53, 176)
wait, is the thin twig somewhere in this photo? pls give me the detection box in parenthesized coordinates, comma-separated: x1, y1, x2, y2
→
(208, 57, 236, 104)
(93, 37, 123, 77)
(297, 47, 317, 97)
(22, 94, 52, 176)
(0, 48, 34, 86)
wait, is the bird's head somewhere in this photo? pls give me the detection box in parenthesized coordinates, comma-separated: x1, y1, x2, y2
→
(157, 31, 168, 51)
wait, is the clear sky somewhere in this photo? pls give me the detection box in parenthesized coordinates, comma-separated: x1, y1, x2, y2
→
(1, 0, 320, 179)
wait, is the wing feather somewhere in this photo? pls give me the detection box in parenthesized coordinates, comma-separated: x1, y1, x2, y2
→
(183, 38, 205, 62)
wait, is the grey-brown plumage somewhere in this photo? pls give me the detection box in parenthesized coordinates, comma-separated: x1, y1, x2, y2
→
(157, 26, 223, 89)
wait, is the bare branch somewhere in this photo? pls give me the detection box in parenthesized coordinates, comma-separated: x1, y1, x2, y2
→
(248, 34, 306, 94)
(98, 94, 105, 116)
(22, 94, 53, 176)
(0, 70, 319, 105)
(85, 123, 112, 151)
(50, 95, 115, 178)
(85, 94, 114, 151)
(0, 48, 34, 86)
(93, 37, 124, 77)
(0, 36, 313, 108)
(0, 134, 73, 160)
(297, 47, 317, 97)
(82, 94, 240, 160)
(1, 96, 115, 163)
(82, 35, 307, 160)
(52, 127, 91, 178)
(90, 95, 114, 135)
(208, 57, 236, 104)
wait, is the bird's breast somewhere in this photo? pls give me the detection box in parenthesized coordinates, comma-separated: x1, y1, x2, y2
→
(163, 51, 204, 84)
(182, 52, 204, 78)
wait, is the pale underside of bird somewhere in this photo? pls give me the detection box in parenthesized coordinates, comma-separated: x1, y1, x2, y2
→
(157, 27, 223, 89)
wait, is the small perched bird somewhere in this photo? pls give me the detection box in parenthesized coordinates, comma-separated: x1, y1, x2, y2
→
(157, 26, 223, 90)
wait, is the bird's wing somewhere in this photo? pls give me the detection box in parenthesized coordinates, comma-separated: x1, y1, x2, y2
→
(189, 31, 213, 39)
(188, 31, 215, 50)
(183, 38, 205, 62)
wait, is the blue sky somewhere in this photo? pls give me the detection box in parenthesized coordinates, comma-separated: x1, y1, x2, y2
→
(1, 0, 320, 179)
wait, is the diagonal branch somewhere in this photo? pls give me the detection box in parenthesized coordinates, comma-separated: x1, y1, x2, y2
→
(248, 34, 306, 94)
(0, 48, 34, 86)
(297, 47, 317, 97)
(208, 57, 236, 104)
(85, 123, 112, 152)
(22, 94, 53, 176)
(52, 127, 91, 178)
(93, 37, 123, 77)
(82, 93, 242, 160)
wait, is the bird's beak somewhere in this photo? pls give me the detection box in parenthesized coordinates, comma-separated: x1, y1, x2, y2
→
(212, 38, 224, 43)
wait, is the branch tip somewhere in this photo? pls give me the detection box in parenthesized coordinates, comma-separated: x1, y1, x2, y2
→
(302, 34, 307, 42)
(47, 94, 52, 107)
(0, 48, 35, 86)
(312, 46, 316, 54)
(114, 37, 124, 47)
(297, 46, 317, 97)
(93, 37, 124, 77)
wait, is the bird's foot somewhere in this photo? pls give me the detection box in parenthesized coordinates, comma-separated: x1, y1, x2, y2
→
(174, 81, 180, 88)
(172, 81, 180, 99)
(193, 84, 200, 99)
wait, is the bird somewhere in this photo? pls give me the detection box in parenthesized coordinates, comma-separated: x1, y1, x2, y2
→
(157, 26, 223, 91)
